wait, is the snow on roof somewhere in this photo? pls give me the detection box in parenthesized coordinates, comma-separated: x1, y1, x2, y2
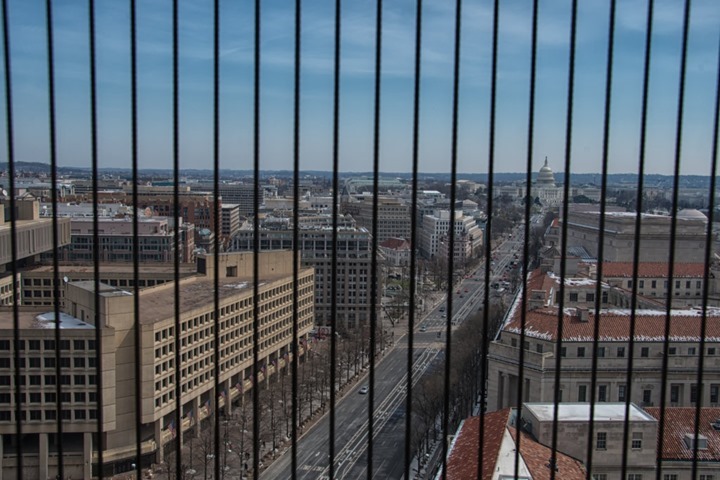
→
(34, 312, 94, 329)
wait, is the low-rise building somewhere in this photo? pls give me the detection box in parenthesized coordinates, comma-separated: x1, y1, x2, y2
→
(487, 269, 720, 413)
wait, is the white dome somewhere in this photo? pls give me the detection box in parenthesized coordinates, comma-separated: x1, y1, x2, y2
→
(677, 208, 707, 221)
(536, 157, 556, 186)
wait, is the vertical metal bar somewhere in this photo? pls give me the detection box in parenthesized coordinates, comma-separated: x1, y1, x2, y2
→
(329, 0, 341, 476)
(88, 0, 105, 477)
(478, 0, 498, 474)
(1, 0, 23, 477)
(133, 0, 144, 472)
(655, 1, 692, 478)
(442, 0, 462, 476)
(366, 0, 383, 477)
(252, 0, 261, 477)
(549, 1, 578, 478)
(43, 0, 64, 476)
(404, 0, 422, 477)
(291, 0, 302, 477)
(212, 0, 222, 479)
(514, 0, 536, 475)
(690, 32, 720, 480)
(586, 1, 616, 477)
(167, 0, 184, 475)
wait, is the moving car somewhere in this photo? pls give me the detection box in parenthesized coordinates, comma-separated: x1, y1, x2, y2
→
(359, 386, 369, 394)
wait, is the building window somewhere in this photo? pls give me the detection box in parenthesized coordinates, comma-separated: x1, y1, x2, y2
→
(671, 385, 680, 403)
(618, 384, 627, 402)
(593, 476, 608, 480)
(628, 475, 643, 480)
(578, 347, 586, 358)
(598, 385, 607, 402)
(632, 432, 643, 449)
(596, 432, 607, 450)
(639, 280, 644, 288)
(663, 476, 678, 480)
(617, 347, 625, 357)
(711, 384, 719, 404)
(669, 347, 677, 355)
(569, 292, 578, 302)
(691, 384, 699, 404)
(578, 385, 587, 402)
(651, 280, 657, 288)
(586, 292, 595, 302)
(642, 389, 652, 405)
(560, 347, 567, 357)
(688, 347, 696, 355)
(597, 347, 605, 357)
(641, 347, 649, 357)
(699, 476, 714, 480)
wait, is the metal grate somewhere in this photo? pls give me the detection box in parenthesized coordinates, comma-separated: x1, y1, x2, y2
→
(0, 1, 719, 479)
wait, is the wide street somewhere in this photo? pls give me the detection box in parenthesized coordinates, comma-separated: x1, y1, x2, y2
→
(260, 228, 526, 479)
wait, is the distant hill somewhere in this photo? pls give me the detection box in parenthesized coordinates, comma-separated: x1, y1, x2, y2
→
(1, 162, 717, 189)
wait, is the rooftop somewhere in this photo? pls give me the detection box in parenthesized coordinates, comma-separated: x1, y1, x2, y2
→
(601, 262, 707, 278)
(645, 407, 720, 461)
(523, 402, 655, 423)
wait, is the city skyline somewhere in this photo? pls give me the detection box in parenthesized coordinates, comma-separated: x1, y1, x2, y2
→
(0, 0, 718, 176)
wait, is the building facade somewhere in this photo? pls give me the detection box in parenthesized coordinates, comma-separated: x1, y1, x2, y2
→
(488, 270, 720, 414)
(0, 251, 314, 479)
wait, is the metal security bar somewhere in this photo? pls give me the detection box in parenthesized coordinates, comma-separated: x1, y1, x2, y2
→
(0, 1, 718, 480)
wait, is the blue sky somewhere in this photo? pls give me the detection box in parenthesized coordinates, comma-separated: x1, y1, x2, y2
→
(0, 0, 718, 176)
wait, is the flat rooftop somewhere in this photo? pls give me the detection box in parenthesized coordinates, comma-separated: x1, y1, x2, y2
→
(1, 310, 94, 330)
(25, 263, 197, 275)
(138, 270, 309, 323)
(524, 403, 656, 423)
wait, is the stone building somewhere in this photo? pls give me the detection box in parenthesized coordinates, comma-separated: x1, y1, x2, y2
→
(487, 269, 720, 413)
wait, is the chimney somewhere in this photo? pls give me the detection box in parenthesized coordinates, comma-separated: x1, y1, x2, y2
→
(529, 290, 546, 311)
(577, 307, 589, 322)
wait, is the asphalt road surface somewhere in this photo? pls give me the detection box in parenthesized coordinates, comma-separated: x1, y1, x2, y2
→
(261, 237, 523, 479)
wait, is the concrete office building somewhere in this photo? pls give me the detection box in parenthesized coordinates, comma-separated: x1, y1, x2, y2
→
(230, 221, 374, 331)
(188, 183, 263, 217)
(0, 251, 314, 479)
(418, 210, 482, 260)
(19, 263, 198, 308)
(0, 195, 71, 306)
(487, 269, 720, 413)
(343, 196, 411, 242)
(57, 217, 197, 264)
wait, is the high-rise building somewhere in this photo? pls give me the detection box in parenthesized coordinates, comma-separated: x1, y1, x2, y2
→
(230, 219, 375, 331)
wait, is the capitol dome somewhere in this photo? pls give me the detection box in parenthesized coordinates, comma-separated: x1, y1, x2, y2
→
(536, 157, 556, 187)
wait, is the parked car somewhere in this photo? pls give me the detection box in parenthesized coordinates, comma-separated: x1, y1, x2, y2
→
(359, 386, 369, 394)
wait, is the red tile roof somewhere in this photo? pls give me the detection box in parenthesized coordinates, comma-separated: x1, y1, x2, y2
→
(446, 410, 586, 480)
(504, 307, 720, 342)
(378, 237, 411, 250)
(505, 269, 720, 341)
(446, 409, 510, 480)
(601, 262, 706, 279)
(644, 407, 720, 461)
